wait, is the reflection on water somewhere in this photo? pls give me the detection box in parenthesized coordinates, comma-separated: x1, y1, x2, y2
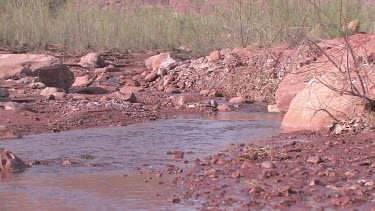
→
(0, 110, 282, 211)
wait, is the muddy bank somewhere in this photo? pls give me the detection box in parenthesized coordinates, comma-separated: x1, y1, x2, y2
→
(164, 131, 375, 210)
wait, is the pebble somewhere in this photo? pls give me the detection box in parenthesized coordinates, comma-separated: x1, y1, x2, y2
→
(307, 155, 323, 164)
(261, 161, 276, 169)
(167, 150, 185, 159)
(345, 170, 358, 179)
(170, 197, 181, 204)
(308, 179, 325, 186)
(62, 160, 72, 165)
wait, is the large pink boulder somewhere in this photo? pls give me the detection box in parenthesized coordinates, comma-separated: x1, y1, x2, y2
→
(0, 54, 74, 89)
(282, 67, 375, 131)
(279, 34, 375, 131)
(276, 73, 310, 114)
(275, 64, 322, 114)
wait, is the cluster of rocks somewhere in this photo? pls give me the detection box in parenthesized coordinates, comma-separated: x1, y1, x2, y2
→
(171, 132, 375, 210)
(1, 48, 263, 143)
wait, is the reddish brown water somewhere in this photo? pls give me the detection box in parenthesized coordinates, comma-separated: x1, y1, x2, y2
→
(0, 108, 282, 210)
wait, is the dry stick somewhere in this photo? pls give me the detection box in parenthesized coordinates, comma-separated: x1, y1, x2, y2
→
(315, 76, 375, 107)
(305, 20, 361, 96)
(309, 39, 372, 101)
(307, 37, 375, 106)
(343, 35, 367, 95)
(345, 41, 355, 93)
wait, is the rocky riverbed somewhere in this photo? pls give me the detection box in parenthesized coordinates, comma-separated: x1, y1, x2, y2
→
(164, 131, 375, 210)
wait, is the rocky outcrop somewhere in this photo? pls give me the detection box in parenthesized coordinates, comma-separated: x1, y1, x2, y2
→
(0, 54, 74, 89)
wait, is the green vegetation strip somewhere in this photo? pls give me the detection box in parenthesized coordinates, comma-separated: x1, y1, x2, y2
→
(0, 0, 374, 55)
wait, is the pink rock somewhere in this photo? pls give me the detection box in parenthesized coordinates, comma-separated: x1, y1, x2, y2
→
(79, 53, 106, 68)
(145, 52, 177, 71)
(208, 50, 221, 62)
(275, 70, 313, 113)
(72, 75, 92, 87)
(268, 104, 281, 113)
(200, 89, 210, 96)
(171, 94, 202, 107)
(229, 96, 249, 104)
(95, 66, 119, 73)
(281, 76, 369, 131)
(217, 104, 233, 112)
(208, 89, 223, 97)
(145, 71, 158, 82)
(165, 86, 180, 94)
(119, 86, 145, 94)
(0, 54, 74, 89)
(109, 91, 137, 103)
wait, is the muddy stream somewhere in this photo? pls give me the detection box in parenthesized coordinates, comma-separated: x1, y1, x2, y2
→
(0, 104, 282, 211)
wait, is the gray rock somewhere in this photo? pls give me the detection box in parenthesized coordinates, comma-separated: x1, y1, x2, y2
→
(0, 89, 9, 98)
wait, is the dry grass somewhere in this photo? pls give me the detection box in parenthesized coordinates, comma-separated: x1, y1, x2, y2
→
(0, 0, 375, 55)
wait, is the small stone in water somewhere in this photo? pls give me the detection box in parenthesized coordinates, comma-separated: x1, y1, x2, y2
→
(170, 197, 181, 204)
(63, 160, 72, 165)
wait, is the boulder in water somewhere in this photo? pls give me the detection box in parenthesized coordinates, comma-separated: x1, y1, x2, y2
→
(0, 148, 29, 171)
